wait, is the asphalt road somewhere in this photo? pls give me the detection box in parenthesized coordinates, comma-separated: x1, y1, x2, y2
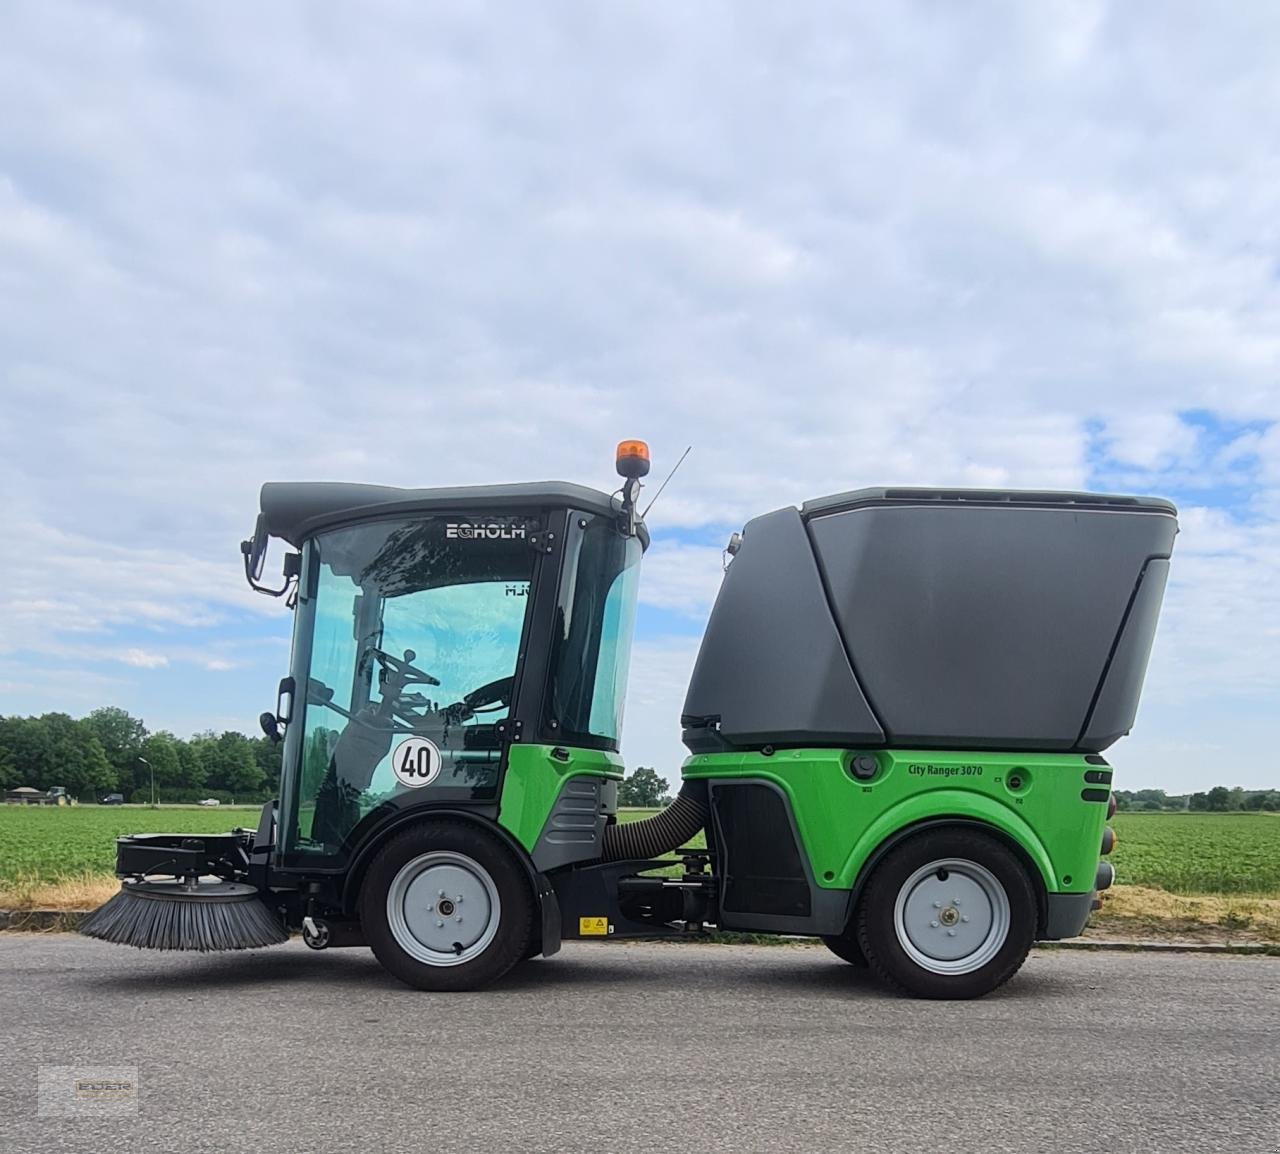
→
(4, 935, 1278, 1153)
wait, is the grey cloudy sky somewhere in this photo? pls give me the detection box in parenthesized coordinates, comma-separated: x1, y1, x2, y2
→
(1, 1, 1278, 791)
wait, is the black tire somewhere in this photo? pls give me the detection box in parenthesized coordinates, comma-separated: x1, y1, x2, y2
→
(820, 932, 869, 968)
(855, 828, 1037, 1000)
(359, 819, 535, 991)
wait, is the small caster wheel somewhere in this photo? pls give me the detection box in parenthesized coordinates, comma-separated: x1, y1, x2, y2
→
(302, 916, 331, 950)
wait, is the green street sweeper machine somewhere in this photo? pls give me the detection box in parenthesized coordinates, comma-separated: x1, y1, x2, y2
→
(81, 442, 1177, 999)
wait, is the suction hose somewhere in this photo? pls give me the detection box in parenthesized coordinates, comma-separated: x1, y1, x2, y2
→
(602, 779, 709, 861)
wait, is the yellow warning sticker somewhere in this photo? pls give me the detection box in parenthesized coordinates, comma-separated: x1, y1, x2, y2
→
(578, 916, 609, 936)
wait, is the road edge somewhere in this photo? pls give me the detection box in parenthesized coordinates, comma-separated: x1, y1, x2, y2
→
(3, 908, 1278, 955)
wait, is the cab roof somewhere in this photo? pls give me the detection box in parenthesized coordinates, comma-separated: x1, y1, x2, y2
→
(261, 481, 623, 547)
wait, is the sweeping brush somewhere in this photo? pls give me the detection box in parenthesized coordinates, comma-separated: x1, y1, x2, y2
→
(79, 879, 288, 952)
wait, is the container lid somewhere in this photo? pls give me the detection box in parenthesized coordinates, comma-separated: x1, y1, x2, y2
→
(800, 486, 1177, 521)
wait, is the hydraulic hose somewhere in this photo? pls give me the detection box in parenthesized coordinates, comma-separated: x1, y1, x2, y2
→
(602, 779, 709, 861)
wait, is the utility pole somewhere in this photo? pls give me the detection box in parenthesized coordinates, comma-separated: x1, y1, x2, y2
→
(139, 757, 153, 807)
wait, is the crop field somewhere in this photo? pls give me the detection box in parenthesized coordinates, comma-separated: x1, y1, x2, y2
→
(0, 805, 264, 886)
(1, 805, 1277, 896)
(0, 805, 665, 888)
(1108, 812, 1280, 895)
(622, 809, 1280, 895)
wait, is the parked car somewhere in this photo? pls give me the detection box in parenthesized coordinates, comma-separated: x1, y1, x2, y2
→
(100, 793, 126, 806)
(197, 798, 221, 807)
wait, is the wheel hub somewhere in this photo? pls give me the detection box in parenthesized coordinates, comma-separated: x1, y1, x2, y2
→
(386, 851, 501, 967)
(893, 858, 1011, 975)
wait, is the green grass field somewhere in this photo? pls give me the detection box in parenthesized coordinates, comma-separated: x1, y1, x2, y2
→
(0, 805, 670, 885)
(1, 804, 1277, 895)
(620, 809, 1280, 895)
(0, 805, 264, 885)
(1109, 812, 1280, 895)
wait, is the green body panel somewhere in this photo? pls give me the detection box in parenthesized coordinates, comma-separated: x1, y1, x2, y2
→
(498, 744, 625, 852)
(682, 749, 1108, 894)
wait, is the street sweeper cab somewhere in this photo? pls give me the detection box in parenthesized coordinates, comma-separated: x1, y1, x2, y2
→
(256, 477, 643, 875)
(82, 443, 1178, 999)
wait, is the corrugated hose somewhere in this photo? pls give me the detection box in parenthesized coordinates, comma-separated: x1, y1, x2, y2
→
(601, 779, 709, 861)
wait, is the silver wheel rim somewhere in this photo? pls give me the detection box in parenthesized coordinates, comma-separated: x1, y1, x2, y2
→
(386, 851, 501, 967)
(893, 857, 1010, 976)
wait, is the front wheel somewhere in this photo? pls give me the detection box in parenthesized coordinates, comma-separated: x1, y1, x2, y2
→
(360, 820, 534, 991)
(856, 829, 1037, 999)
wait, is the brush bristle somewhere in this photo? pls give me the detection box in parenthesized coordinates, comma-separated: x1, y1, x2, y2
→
(79, 886, 288, 951)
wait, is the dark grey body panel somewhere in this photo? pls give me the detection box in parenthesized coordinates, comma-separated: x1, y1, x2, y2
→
(681, 507, 885, 748)
(807, 499, 1177, 751)
(706, 778, 852, 937)
(1041, 892, 1094, 940)
(1081, 558, 1171, 749)
(261, 480, 624, 547)
(683, 487, 1177, 754)
(716, 887, 851, 937)
(530, 775, 616, 872)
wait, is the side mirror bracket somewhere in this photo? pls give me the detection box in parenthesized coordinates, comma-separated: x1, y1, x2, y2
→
(259, 712, 284, 744)
(241, 515, 301, 598)
(260, 676, 296, 744)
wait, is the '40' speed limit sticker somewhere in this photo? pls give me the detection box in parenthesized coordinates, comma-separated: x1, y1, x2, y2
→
(391, 737, 443, 788)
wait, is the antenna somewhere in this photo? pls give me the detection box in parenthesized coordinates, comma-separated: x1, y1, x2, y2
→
(641, 445, 692, 519)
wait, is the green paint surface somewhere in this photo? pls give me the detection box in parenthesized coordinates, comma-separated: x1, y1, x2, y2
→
(682, 749, 1110, 894)
(497, 744, 624, 851)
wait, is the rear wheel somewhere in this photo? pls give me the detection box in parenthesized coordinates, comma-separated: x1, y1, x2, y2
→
(856, 828, 1037, 999)
(360, 820, 534, 991)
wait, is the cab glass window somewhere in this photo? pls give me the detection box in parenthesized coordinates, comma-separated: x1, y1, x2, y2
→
(548, 513, 643, 748)
(285, 515, 536, 858)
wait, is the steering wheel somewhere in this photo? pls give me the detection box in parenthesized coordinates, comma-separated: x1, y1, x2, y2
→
(464, 676, 513, 711)
(370, 647, 441, 690)
(364, 647, 440, 728)
(443, 676, 514, 724)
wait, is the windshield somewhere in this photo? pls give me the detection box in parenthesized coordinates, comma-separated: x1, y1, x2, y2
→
(548, 512, 643, 748)
(284, 515, 537, 857)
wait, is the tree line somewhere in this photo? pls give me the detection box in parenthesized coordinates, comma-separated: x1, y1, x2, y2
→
(617, 766, 671, 808)
(0, 707, 281, 803)
(13, 710, 1264, 813)
(1113, 786, 1280, 812)
(0, 705, 672, 807)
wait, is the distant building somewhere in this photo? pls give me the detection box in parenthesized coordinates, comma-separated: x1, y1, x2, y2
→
(5, 786, 74, 806)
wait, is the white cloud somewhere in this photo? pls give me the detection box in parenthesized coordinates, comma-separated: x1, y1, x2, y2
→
(118, 648, 169, 669)
(1101, 413, 1200, 471)
(1144, 509, 1280, 704)
(622, 635, 703, 778)
(1, 1, 1278, 786)
(637, 543, 726, 621)
(549, 198, 802, 286)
